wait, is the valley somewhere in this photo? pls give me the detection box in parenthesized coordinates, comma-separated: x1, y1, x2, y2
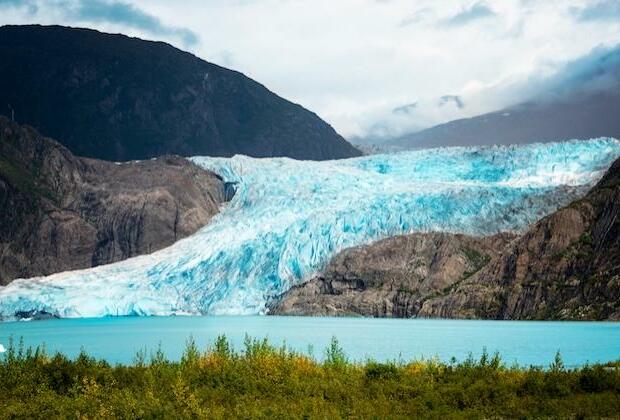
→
(1, 137, 619, 320)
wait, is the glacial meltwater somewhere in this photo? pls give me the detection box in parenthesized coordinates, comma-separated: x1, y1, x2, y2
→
(1, 138, 620, 320)
(1, 316, 619, 367)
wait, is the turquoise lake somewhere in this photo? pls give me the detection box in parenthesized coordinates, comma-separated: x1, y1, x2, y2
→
(1, 316, 619, 367)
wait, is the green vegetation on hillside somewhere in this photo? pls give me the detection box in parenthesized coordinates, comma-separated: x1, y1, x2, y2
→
(0, 336, 618, 419)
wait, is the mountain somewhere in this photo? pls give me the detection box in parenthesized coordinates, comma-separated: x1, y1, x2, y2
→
(269, 233, 516, 317)
(2, 139, 619, 320)
(419, 156, 620, 320)
(386, 43, 620, 150)
(388, 91, 620, 149)
(271, 155, 620, 320)
(0, 116, 227, 285)
(0, 25, 360, 161)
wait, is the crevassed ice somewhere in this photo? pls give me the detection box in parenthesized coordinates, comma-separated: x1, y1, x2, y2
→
(1, 139, 620, 320)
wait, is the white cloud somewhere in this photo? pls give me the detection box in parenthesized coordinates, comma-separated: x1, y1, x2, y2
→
(1, 0, 620, 139)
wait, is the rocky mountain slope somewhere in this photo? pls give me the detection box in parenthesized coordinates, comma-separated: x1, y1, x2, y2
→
(271, 157, 620, 320)
(388, 91, 620, 149)
(419, 157, 620, 320)
(0, 25, 360, 161)
(384, 44, 620, 150)
(0, 116, 227, 285)
(269, 233, 516, 317)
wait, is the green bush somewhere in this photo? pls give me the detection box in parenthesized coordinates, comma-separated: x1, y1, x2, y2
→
(324, 336, 348, 369)
(0, 335, 618, 419)
(579, 364, 618, 392)
(364, 361, 400, 380)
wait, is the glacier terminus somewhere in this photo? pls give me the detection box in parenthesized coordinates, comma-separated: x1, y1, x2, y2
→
(1, 139, 620, 320)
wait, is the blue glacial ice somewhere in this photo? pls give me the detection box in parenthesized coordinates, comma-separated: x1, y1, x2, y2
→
(1, 139, 620, 319)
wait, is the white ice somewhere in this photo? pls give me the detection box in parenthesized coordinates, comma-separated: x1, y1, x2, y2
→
(1, 138, 619, 319)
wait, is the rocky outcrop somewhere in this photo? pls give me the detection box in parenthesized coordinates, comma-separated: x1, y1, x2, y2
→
(271, 157, 620, 320)
(0, 117, 226, 284)
(419, 157, 620, 320)
(269, 233, 516, 317)
(0, 25, 360, 161)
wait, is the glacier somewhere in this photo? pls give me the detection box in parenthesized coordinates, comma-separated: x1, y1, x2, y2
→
(1, 138, 620, 320)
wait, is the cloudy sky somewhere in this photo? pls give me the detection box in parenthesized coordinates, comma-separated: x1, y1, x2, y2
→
(1, 0, 620, 139)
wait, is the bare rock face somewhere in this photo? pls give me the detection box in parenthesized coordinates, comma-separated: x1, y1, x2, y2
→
(0, 117, 226, 284)
(419, 158, 620, 320)
(271, 157, 620, 320)
(268, 233, 515, 317)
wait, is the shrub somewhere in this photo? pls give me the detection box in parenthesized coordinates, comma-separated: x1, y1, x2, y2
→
(364, 361, 400, 380)
(323, 336, 348, 369)
(0, 335, 619, 419)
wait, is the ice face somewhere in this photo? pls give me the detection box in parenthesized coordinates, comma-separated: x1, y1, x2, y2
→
(1, 139, 620, 320)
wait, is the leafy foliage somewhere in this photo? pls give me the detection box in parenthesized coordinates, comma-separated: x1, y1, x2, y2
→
(0, 336, 618, 419)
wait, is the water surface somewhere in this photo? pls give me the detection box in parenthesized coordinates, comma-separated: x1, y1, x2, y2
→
(1, 316, 618, 367)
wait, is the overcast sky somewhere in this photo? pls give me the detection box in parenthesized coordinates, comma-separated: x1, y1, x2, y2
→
(1, 0, 620, 139)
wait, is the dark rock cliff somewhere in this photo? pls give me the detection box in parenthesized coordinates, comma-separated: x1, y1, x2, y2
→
(0, 116, 226, 284)
(0, 25, 360, 161)
(419, 157, 620, 320)
(271, 158, 620, 319)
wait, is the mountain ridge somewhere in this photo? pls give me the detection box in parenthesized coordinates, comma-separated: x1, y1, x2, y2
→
(386, 90, 620, 149)
(368, 43, 620, 150)
(0, 24, 360, 161)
